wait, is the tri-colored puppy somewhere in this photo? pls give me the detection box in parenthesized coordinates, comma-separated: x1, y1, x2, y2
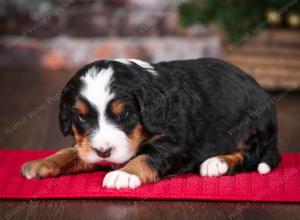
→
(21, 58, 281, 189)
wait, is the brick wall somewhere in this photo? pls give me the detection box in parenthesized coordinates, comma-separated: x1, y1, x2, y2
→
(1, 0, 186, 38)
(0, 0, 221, 71)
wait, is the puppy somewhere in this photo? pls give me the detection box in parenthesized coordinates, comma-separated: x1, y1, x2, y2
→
(21, 58, 281, 189)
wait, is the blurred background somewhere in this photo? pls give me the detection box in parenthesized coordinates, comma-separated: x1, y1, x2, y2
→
(0, 0, 299, 152)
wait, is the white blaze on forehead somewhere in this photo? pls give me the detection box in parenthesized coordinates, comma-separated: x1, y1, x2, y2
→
(80, 66, 115, 110)
(80, 66, 134, 164)
(114, 58, 158, 76)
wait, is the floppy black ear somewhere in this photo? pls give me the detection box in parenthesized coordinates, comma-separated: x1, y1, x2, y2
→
(58, 87, 72, 136)
(135, 88, 169, 134)
(59, 101, 72, 136)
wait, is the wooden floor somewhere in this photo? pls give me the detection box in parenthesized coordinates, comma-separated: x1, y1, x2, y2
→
(0, 70, 300, 220)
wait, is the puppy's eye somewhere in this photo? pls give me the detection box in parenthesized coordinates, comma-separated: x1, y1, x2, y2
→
(117, 110, 129, 121)
(78, 114, 87, 122)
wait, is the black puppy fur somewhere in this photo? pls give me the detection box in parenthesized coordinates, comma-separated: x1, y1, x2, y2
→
(60, 58, 281, 179)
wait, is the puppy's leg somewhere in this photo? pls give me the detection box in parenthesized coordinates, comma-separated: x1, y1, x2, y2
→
(21, 147, 98, 179)
(200, 132, 281, 177)
(200, 152, 244, 177)
(102, 154, 158, 189)
(257, 137, 281, 174)
(103, 136, 178, 189)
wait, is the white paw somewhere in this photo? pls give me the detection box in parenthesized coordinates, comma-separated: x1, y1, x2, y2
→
(200, 157, 228, 177)
(24, 172, 33, 179)
(257, 162, 271, 174)
(102, 170, 141, 189)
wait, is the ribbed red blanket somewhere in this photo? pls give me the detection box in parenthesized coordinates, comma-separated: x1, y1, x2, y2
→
(0, 150, 299, 202)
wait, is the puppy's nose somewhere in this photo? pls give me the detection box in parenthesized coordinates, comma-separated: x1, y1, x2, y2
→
(95, 148, 112, 158)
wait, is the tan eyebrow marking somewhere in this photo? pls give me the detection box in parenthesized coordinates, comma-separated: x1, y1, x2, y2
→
(111, 99, 125, 115)
(75, 99, 89, 115)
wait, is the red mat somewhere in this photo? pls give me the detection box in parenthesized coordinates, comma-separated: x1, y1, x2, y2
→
(0, 149, 299, 202)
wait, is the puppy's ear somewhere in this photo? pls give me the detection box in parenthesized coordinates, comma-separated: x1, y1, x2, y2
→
(136, 88, 169, 134)
(59, 87, 72, 136)
(59, 102, 72, 136)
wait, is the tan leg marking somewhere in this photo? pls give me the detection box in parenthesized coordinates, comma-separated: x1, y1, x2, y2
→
(20, 147, 98, 179)
(218, 152, 244, 172)
(102, 154, 159, 189)
(120, 154, 159, 184)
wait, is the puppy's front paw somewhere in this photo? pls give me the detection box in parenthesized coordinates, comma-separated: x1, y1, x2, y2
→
(20, 160, 59, 179)
(102, 170, 141, 189)
(200, 157, 228, 177)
